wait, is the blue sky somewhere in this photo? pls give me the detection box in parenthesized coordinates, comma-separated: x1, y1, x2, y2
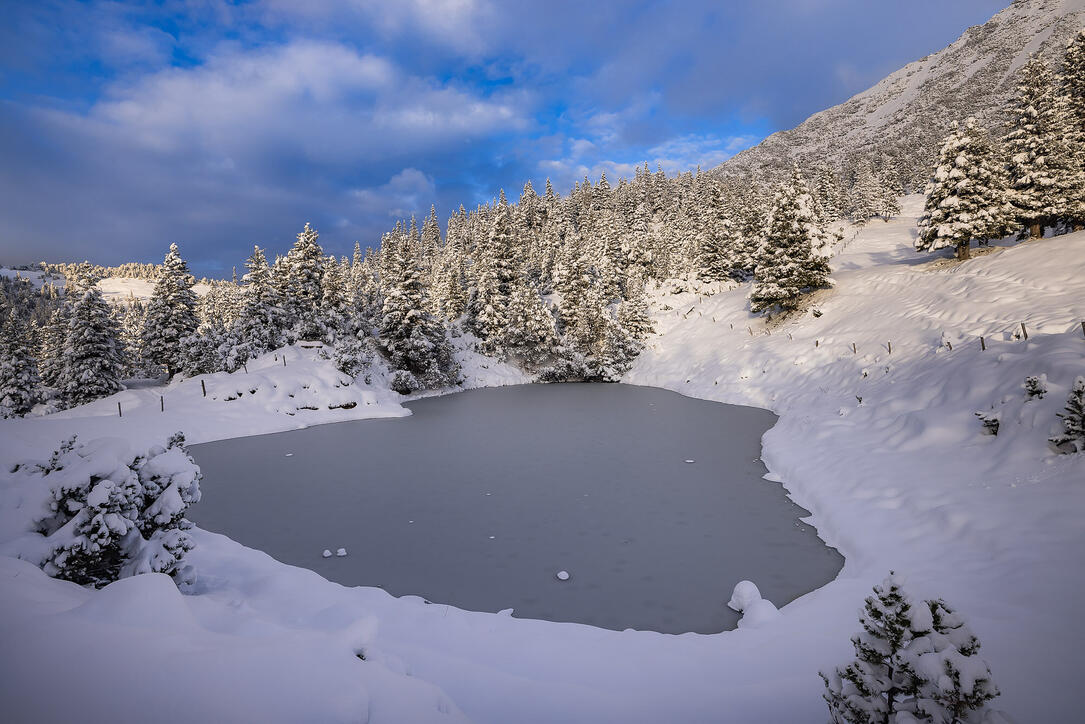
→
(0, 0, 1008, 277)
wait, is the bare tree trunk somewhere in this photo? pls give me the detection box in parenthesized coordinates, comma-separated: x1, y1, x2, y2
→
(956, 241, 971, 260)
(1029, 223, 1043, 239)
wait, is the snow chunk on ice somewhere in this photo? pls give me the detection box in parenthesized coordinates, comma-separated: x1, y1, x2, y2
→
(556, 570, 570, 581)
(322, 549, 332, 558)
(727, 580, 762, 612)
(737, 598, 780, 628)
(684, 459, 695, 464)
(336, 548, 347, 557)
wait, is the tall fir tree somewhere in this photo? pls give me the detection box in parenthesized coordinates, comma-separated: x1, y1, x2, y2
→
(58, 287, 125, 408)
(37, 306, 68, 391)
(917, 118, 1014, 260)
(142, 243, 198, 377)
(1004, 56, 1076, 237)
(0, 309, 38, 418)
(283, 222, 326, 339)
(234, 245, 289, 358)
(750, 171, 831, 313)
(1060, 29, 1085, 228)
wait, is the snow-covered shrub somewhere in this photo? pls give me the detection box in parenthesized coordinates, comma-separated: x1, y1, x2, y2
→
(389, 369, 419, 395)
(975, 410, 1000, 435)
(29, 433, 202, 588)
(821, 573, 1002, 724)
(1023, 374, 1047, 400)
(1050, 375, 1085, 453)
(332, 335, 373, 382)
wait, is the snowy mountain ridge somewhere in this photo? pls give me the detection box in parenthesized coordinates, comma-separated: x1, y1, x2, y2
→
(718, 0, 1085, 184)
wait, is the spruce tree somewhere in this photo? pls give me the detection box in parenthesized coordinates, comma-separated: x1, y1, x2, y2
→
(617, 271, 654, 353)
(0, 309, 38, 418)
(58, 287, 125, 408)
(750, 171, 831, 313)
(917, 119, 1013, 260)
(37, 306, 67, 391)
(1060, 30, 1085, 229)
(502, 281, 558, 369)
(234, 245, 288, 357)
(473, 191, 518, 349)
(142, 243, 198, 377)
(1004, 56, 1073, 238)
(821, 573, 930, 723)
(1050, 376, 1085, 453)
(283, 222, 326, 339)
(377, 230, 458, 392)
(911, 599, 1000, 723)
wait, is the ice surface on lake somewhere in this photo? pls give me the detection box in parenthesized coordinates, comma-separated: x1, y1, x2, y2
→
(190, 383, 843, 634)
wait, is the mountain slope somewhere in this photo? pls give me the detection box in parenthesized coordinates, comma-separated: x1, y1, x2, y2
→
(718, 0, 1085, 186)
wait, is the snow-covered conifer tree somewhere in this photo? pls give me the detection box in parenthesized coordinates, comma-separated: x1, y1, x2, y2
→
(0, 309, 38, 418)
(234, 245, 289, 357)
(911, 598, 1001, 723)
(283, 222, 326, 339)
(750, 171, 831, 313)
(1050, 376, 1085, 453)
(473, 191, 518, 349)
(821, 573, 930, 723)
(37, 306, 67, 391)
(377, 229, 458, 392)
(502, 282, 558, 369)
(142, 243, 198, 377)
(1005, 56, 1075, 238)
(917, 119, 1014, 260)
(617, 271, 654, 353)
(58, 286, 125, 408)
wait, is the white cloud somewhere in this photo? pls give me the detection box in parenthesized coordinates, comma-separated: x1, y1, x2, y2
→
(350, 168, 436, 219)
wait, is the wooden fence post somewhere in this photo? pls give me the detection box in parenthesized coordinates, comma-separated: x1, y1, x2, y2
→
(283, 355, 287, 367)
(117, 401, 122, 418)
(852, 342, 856, 354)
(980, 336, 986, 350)
(1081, 321, 1084, 338)
(160, 396, 164, 412)
(243, 363, 249, 373)
(1020, 322, 1028, 340)
(201, 379, 207, 397)
(887, 341, 892, 354)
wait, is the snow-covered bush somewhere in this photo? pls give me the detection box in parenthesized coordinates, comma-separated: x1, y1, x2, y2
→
(332, 335, 374, 382)
(821, 573, 1002, 724)
(389, 369, 419, 395)
(974, 410, 1000, 436)
(26, 433, 202, 588)
(1023, 374, 1047, 400)
(1050, 375, 1085, 453)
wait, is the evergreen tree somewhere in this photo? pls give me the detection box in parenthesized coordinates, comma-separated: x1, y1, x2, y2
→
(917, 119, 1013, 260)
(1060, 30, 1085, 229)
(1004, 56, 1075, 237)
(283, 222, 326, 339)
(617, 271, 654, 353)
(1050, 376, 1085, 453)
(142, 243, 198, 377)
(911, 599, 1000, 723)
(58, 287, 125, 408)
(473, 191, 518, 349)
(0, 309, 38, 418)
(821, 573, 930, 723)
(750, 172, 831, 313)
(698, 181, 741, 283)
(38, 306, 68, 391)
(235, 245, 289, 357)
(377, 230, 458, 392)
(502, 282, 559, 369)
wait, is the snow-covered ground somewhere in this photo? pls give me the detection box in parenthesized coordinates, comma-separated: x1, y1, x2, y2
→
(1, 197, 1083, 722)
(0, 268, 211, 300)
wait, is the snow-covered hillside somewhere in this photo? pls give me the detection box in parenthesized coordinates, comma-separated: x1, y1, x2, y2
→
(720, 0, 1085, 181)
(1, 199, 1081, 722)
(0, 268, 210, 301)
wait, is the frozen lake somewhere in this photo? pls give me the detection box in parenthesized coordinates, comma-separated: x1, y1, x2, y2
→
(189, 383, 843, 633)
